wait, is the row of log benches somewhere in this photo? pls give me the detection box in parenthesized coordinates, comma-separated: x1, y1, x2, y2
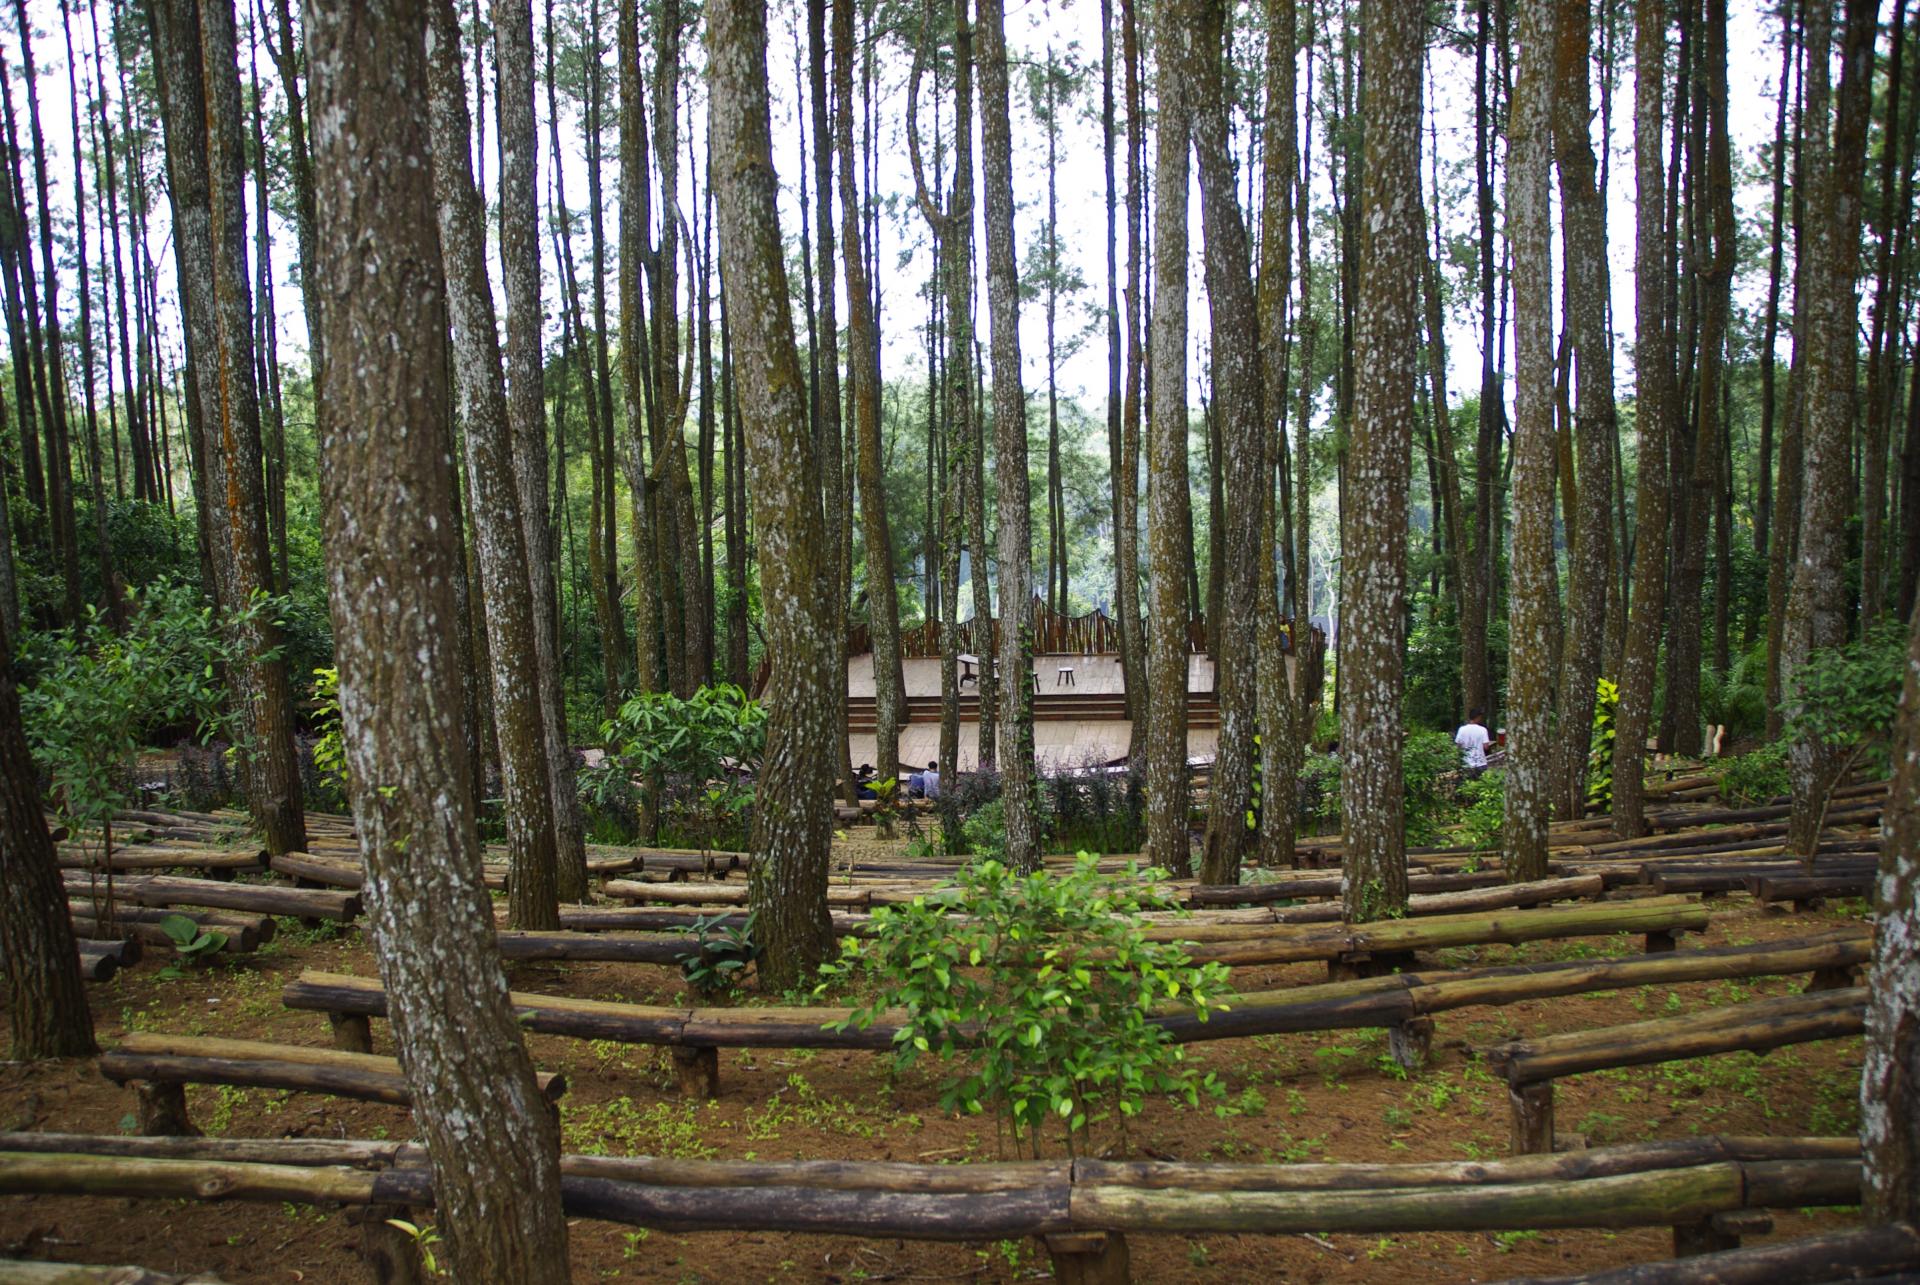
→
(97, 914, 1869, 1156)
(0, 1130, 1906, 1285)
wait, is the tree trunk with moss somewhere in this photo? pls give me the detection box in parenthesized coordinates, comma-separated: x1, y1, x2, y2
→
(1144, 0, 1192, 878)
(975, 0, 1037, 873)
(709, 0, 838, 987)
(1612, 0, 1674, 841)
(1551, 0, 1617, 822)
(424, 0, 561, 931)
(1338, 0, 1420, 919)
(1189, 0, 1262, 887)
(835, 0, 904, 791)
(1864, 594, 1920, 1225)
(1784, 0, 1876, 856)
(306, 3, 570, 1274)
(494, 0, 586, 899)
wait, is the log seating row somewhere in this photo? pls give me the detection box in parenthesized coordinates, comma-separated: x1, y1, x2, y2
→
(97, 1035, 567, 1137)
(1484, 986, 1869, 1156)
(0, 1132, 1868, 1284)
(282, 927, 1867, 1099)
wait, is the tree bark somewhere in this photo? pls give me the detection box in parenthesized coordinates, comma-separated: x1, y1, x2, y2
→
(1784, 0, 1876, 856)
(975, 0, 1037, 872)
(1505, 0, 1555, 884)
(494, 0, 587, 899)
(1863, 593, 1920, 1225)
(1189, 0, 1262, 888)
(0, 606, 95, 1060)
(304, 3, 571, 1274)
(1339, 0, 1421, 918)
(1551, 0, 1617, 822)
(1613, 0, 1675, 841)
(834, 0, 905, 789)
(708, 0, 838, 987)
(424, 0, 562, 931)
(1118, 0, 1147, 754)
(1144, 0, 1193, 879)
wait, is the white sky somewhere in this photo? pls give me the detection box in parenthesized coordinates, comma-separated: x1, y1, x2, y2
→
(7, 0, 1835, 474)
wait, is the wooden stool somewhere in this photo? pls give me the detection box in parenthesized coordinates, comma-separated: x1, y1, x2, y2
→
(1056, 665, 1076, 687)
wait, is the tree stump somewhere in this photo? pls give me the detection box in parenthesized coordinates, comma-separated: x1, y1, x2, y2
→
(1807, 964, 1859, 992)
(1645, 929, 1678, 953)
(350, 1204, 428, 1285)
(1388, 1017, 1435, 1072)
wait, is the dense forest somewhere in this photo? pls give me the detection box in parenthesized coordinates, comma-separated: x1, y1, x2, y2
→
(1, 0, 1919, 1280)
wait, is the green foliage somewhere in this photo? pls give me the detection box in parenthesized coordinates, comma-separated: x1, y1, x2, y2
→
(20, 580, 276, 842)
(1782, 620, 1906, 776)
(1401, 730, 1465, 844)
(961, 797, 1008, 863)
(583, 684, 767, 846)
(1458, 768, 1506, 852)
(307, 667, 348, 809)
(1585, 676, 1620, 812)
(157, 913, 227, 962)
(819, 855, 1232, 1156)
(1700, 642, 1770, 744)
(1713, 741, 1790, 806)
(674, 912, 759, 997)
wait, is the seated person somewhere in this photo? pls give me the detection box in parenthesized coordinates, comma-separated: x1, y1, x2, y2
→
(920, 760, 940, 800)
(854, 762, 877, 801)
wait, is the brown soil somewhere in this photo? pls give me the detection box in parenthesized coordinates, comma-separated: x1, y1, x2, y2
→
(1, 852, 1869, 1284)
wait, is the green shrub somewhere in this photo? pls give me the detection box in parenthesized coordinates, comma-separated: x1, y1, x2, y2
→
(1713, 742, 1790, 806)
(1402, 730, 1464, 843)
(586, 684, 767, 847)
(1458, 768, 1506, 852)
(1585, 676, 1620, 812)
(819, 855, 1232, 1156)
(1781, 620, 1906, 777)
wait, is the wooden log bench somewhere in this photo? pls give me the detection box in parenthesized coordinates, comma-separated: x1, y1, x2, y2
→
(0, 1259, 234, 1283)
(56, 843, 267, 876)
(0, 1133, 1862, 1284)
(67, 904, 272, 955)
(1498, 1220, 1920, 1283)
(1483, 987, 1868, 1156)
(1746, 872, 1876, 911)
(286, 928, 1867, 1095)
(62, 871, 361, 922)
(98, 1034, 566, 1137)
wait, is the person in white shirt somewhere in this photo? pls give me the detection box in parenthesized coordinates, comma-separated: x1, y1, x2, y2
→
(1454, 708, 1492, 776)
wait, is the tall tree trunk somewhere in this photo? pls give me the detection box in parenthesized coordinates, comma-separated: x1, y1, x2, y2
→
(1611, 0, 1675, 841)
(1257, 0, 1300, 870)
(834, 0, 904, 786)
(1118, 0, 1147, 754)
(1552, 0, 1617, 821)
(0, 605, 94, 1059)
(1863, 591, 1920, 1224)
(265, 0, 321, 399)
(306, 4, 571, 1274)
(243, 18, 288, 595)
(1785, 0, 1877, 856)
(1144, 0, 1193, 877)
(619, 0, 661, 698)
(976, 0, 1036, 871)
(1504, 0, 1555, 884)
(1190, 0, 1262, 888)
(425, 0, 562, 931)
(1462, 0, 1502, 723)
(1766, 8, 1811, 739)
(1861, 0, 1913, 625)
(151, 0, 307, 856)
(494, 0, 586, 898)
(1755, 0, 1797, 568)
(1339, 0, 1420, 917)
(710, 0, 838, 987)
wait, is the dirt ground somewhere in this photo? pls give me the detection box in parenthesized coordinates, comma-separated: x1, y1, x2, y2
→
(0, 841, 1871, 1284)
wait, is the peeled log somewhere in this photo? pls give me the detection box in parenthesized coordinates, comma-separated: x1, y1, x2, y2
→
(1499, 1221, 1920, 1284)
(64, 872, 360, 921)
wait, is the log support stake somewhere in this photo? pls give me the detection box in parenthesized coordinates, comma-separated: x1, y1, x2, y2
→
(1807, 964, 1858, 992)
(1388, 1017, 1435, 1072)
(1645, 929, 1677, 953)
(673, 1045, 720, 1099)
(134, 1081, 199, 1138)
(1672, 1216, 1743, 1258)
(350, 1203, 428, 1285)
(330, 1011, 374, 1054)
(1508, 1081, 1554, 1156)
(1045, 1231, 1131, 1285)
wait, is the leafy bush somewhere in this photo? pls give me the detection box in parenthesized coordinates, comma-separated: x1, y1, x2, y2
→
(1458, 768, 1505, 852)
(20, 580, 275, 848)
(1402, 730, 1465, 844)
(1713, 742, 1790, 806)
(1781, 620, 1906, 777)
(1297, 752, 1342, 833)
(675, 912, 758, 997)
(1043, 763, 1145, 855)
(820, 855, 1232, 1156)
(1585, 677, 1620, 812)
(587, 684, 766, 846)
